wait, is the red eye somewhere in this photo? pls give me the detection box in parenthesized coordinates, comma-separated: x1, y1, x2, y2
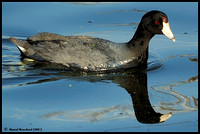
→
(155, 21, 159, 25)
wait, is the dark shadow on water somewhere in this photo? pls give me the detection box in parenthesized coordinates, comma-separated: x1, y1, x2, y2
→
(112, 73, 172, 123)
(3, 59, 172, 124)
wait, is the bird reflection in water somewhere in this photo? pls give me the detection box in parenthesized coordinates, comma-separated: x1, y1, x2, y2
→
(4, 57, 173, 123)
(112, 72, 172, 123)
(29, 63, 173, 124)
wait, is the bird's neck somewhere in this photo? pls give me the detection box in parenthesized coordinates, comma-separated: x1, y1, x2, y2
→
(127, 23, 154, 48)
(126, 24, 155, 64)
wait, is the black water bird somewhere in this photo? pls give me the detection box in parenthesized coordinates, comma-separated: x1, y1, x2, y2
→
(10, 10, 175, 71)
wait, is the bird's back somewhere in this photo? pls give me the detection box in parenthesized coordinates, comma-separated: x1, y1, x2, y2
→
(11, 33, 121, 71)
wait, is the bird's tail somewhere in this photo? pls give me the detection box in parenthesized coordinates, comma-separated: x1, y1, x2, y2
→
(9, 37, 33, 58)
(9, 37, 27, 47)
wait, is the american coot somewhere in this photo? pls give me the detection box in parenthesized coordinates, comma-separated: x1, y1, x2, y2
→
(10, 10, 175, 71)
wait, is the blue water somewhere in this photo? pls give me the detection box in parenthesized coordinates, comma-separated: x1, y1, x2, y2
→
(2, 2, 198, 132)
